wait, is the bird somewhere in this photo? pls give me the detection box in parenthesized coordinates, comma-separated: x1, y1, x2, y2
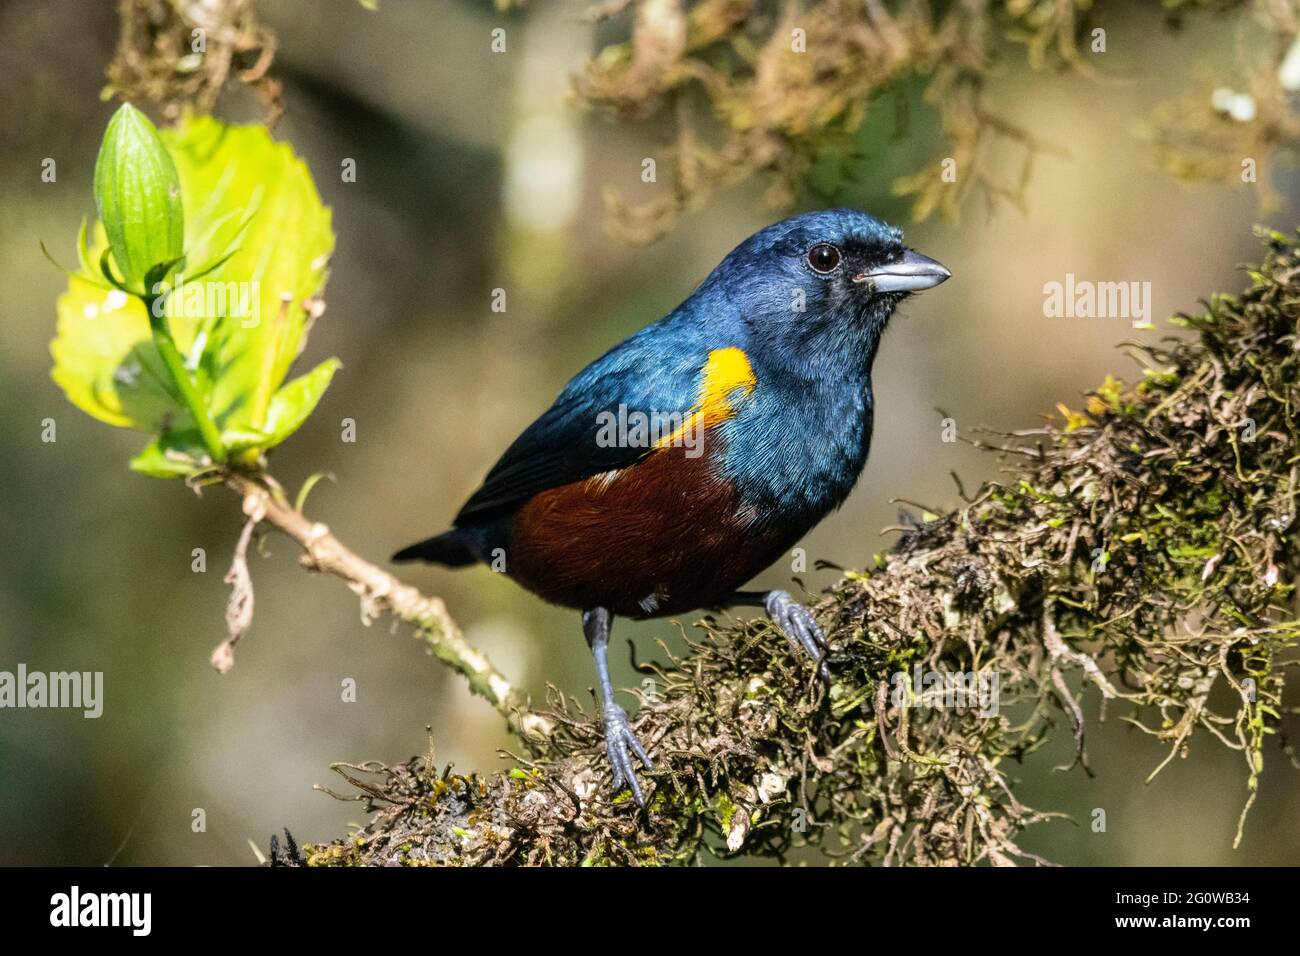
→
(393, 208, 950, 805)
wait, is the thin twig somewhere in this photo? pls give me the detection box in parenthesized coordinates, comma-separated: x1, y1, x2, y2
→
(220, 470, 552, 741)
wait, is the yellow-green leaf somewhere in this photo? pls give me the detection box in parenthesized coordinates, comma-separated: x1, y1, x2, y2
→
(262, 358, 341, 448)
(129, 431, 208, 477)
(51, 114, 338, 472)
(51, 270, 189, 431)
(162, 115, 334, 433)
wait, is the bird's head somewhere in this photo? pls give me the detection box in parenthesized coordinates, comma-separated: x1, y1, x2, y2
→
(702, 209, 950, 371)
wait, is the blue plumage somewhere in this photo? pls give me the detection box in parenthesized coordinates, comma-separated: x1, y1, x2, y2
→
(394, 209, 950, 804)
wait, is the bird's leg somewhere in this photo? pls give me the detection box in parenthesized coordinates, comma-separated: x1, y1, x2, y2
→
(583, 607, 653, 806)
(730, 590, 830, 682)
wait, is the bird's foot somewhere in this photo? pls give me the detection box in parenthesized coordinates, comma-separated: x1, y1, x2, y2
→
(602, 702, 653, 807)
(764, 589, 830, 682)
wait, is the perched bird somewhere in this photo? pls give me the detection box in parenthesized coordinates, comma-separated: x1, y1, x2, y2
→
(394, 209, 949, 804)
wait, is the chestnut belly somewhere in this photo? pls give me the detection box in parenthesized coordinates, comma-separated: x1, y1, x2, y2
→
(505, 449, 803, 618)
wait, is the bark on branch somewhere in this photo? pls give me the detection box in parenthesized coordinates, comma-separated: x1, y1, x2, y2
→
(215, 471, 553, 741)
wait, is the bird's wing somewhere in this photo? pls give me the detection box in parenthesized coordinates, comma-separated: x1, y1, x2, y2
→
(454, 326, 737, 525)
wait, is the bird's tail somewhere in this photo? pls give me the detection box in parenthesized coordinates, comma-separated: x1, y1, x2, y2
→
(391, 529, 478, 567)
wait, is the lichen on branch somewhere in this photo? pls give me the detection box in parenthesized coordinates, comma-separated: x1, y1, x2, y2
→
(296, 228, 1299, 866)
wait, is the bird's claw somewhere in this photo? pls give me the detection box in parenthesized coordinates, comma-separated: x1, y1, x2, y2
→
(602, 702, 653, 807)
(764, 590, 830, 682)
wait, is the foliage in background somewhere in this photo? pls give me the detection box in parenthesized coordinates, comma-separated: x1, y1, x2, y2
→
(105, 0, 282, 123)
(298, 231, 1299, 866)
(1145, 0, 1300, 214)
(105, 1, 1300, 243)
(574, 0, 1300, 241)
(50, 107, 336, 478)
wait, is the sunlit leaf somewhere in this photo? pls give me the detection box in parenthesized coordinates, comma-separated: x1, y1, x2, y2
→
(262, 358, 341, 448)
(162, 116, 334, 433)
(51, 270, 188, 431)
(51, 114, 337, 473)
(129, 431, 208, 477)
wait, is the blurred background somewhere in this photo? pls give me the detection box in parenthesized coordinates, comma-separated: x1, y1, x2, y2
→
(1, 0, 1297, 865)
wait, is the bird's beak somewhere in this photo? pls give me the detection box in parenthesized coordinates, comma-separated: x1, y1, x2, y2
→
(852, 249, 951, 293)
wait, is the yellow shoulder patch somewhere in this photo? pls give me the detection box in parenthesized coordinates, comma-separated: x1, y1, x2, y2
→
(696, 347, 757, 424)
(656, 347, 757, 450)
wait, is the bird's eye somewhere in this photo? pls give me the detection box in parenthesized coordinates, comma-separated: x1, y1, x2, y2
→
(807, 243, 841, 274)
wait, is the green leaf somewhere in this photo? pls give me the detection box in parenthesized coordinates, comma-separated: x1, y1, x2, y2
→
(93, 104, 185, 294)
(220, 428, 275, 453)
(161, 116, 335, 435)
(52, 114, 338, 472)
(129, 431, 208, 478)
(262, 358, 341, 447)
(51, 272, 191, 431)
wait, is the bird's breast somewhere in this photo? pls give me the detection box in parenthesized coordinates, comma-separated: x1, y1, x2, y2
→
(502, 347, 874, 616)
(718, 372, 874, 521)
(506, 439, 797, 616)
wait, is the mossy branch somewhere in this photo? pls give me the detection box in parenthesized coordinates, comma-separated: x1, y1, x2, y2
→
(290, 229, 1300, 867)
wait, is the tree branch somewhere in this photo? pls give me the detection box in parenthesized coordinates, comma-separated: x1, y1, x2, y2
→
(216, 470, 554, 741)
